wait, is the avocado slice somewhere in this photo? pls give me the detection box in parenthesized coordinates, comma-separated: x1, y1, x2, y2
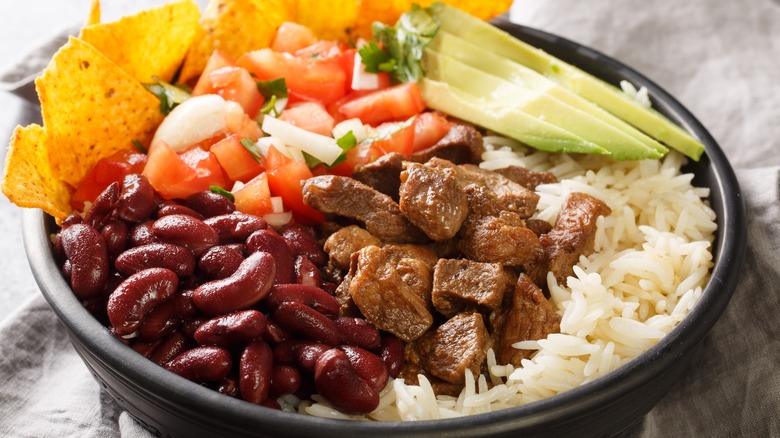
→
(428, 2, 705, 161)
(419, 78, 608, 155)
(428, 31, 668, 156)
(423, 50, 664, 160)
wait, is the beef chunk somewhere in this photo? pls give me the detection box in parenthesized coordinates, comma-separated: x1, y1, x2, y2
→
(492, 274, 561, 366)
(412, 312, 489, 385)
(496, 165, 558, 190)
(352, 152, 405, 202)
(399, 162, 469, 241)
(526, 218, 553, 237)
(323, 225, 381, 270)
(432, 259, 507, 318)
(458, 185, 542, 270)
(399, 344, 465, 397)
(302, 175, 427, 243)
(535, 192, 612, 284)
(381, 244, 437, 308)
(428, 158, 539, 218)
(381, 243, 439, 270)
(349, 245, 433, 341)
(410, 124, 485, 165)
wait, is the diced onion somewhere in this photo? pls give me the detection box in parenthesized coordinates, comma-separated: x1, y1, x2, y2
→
(351, 52, 381, 90)
(151, 94, 231, 152)
(264, 211, 293, 228)
(270, 196, 285, 213)
(333, 118, 368, 143)
(262, 116, 342, 165)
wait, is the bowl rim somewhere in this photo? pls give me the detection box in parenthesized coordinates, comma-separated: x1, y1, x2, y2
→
(22, 21, 746, 437)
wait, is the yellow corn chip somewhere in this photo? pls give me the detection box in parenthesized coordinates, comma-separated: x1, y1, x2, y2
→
(36, 37, 163, 187)
(85, 0, 101, 26)
(295, 0, 358, 41)
(179, 0, 295, 84)
(1, 125, 73, 220)
(79, 0, 200, 83)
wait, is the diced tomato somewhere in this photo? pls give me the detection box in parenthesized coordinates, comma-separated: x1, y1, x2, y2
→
(237, 48, 347, 105)
(211, 134, 265, 183)
(271, 22, 318, 53)
(327, 143, 387, 177)
(279, 102, 335, 136)
(71, 149, 147, 210)
(143, 143, 227, 200)
(267, 161, 325, 224)
(294, 40, 343, 59)
(265, 144, 295, 170)
(193, 52, 264, 119)
(337, 82, 425, 126)
(143, 142, 198, 200)
(412, 112, 453, 152)
(369, 119, 416, 157)
(233, 172, 274, 216)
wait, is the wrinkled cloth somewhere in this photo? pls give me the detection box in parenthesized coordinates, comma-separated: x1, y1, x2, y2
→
(1, 0, 779, 436)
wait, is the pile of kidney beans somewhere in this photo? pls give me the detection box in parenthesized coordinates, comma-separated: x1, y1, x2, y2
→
(55, 173, 404, 415)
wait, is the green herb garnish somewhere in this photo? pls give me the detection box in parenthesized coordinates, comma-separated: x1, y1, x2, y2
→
(239, 138, 264, 164)
(132, 139, 148, 154)
(358, 42, 397, 74)
(372, 4, 440, 83)
(209, 186, 235, 202)
(143, 76, 191, 115)
(256, 77, 288, 100)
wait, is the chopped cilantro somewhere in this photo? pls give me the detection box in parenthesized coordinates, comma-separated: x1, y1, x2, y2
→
(260, 95, 281, 117)
(358, 42, 397, 74)
(256, 78, 288, 100)
(303, 131, 358, 168)
(372, 4, 440, 83)
(143, 76, 191, 115)
(209, 186, 235, 202)
(239, 138, 264, 164)
(132, 139, 147, 154)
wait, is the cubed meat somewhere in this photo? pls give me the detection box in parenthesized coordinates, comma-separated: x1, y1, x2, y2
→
(349, 245, 433, 342)
(538, 192, 612, 284)
(410, 124, 485, 165)
(302, 175, 427, 243)
(352, 152, 405, 202)
(399, 162, 469, 241)
(323, 225, 381, 270)
(432, 259, 507, 318)
(492, 274, 561, 366)
(382, 244, 439, 308)
(526, 218, 554, 237)
(412, 312, 489, 385)
(496, 165, 558, 190)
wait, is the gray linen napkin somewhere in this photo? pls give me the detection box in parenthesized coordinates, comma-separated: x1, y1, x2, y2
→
(1, 0, 779, 436)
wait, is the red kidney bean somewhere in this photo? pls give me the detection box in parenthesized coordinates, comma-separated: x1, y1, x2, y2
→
(137, 290, 196, 341)
(132, 339, 161, 358)
(281, 223, 327, 266)
(271, 302, 341, 346)
(262, 398, 282, 410)
(272, 340, 329, 370)
(116, 174, 155, 223)
(107, 267, 179, 336)
(269, 365, 302, 398)
(320, 281, 338, 296)
(156, 201, 205, 220)
(61, 212, 83, 229)
(204, 213, 267, 244)
(81, 294, 110, 325)
(181, 317, 208, 339)
(246, 229, 293, 284)
(83, 181, 119, 228)
(338, 345, 388, 393)
(149, 331, 193, 366)
(217, 376, 240, 398)
(61, 260, 72, 281)
(193, 251, 276, 316)
(129, 220, 157, 247)
(377, 334, 405, 379)
(314, 348, 379, 414)
(198, 245, 244, 280)
(101, 219, 128, 259)
(263, 320, 293, 344)
(60, 223, 109, 299)
(115, 243, 196, 278)
(294, 255, 321, 287)
(194, 310, 267, 347)
(239, 340, 273, 404)
(335, 317, 381, 351)
(152, 214, 219, 257)
(265, 284, 340, 316)
(165, 345, 232, 383)
(185, 190, 236, 218)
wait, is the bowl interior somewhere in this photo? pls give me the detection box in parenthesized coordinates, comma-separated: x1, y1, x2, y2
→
(22, 21, 746, 438)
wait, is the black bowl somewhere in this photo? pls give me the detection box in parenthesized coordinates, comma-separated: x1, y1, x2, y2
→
(22, 22, 746, 438)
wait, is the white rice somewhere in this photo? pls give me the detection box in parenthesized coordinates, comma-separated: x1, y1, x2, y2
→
(302, 139, 716, 420)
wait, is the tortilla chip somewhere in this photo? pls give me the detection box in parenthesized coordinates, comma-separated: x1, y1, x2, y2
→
(295, 0, 358, 41)
(85, 0, 101, 26)
(179, 0, 294, 84)
(79, 0, 200, 83)
(1, 125, 73, 220)
(36, 36, 163, 187)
